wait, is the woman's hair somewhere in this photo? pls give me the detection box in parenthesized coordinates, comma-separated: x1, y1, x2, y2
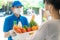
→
(44, 0, 60, 10)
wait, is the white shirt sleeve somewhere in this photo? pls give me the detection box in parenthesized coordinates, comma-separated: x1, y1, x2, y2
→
(32, 20, 60, 40)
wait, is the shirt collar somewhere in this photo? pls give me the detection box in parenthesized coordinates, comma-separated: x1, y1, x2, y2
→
(12, 14, 21, 19)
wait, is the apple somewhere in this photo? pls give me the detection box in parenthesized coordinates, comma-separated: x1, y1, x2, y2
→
(27, 27, 32, 32)
(21, 28, 26, 33)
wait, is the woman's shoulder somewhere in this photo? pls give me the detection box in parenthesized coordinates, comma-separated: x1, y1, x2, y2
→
(41, 20, 60, 29)
(42, 20, 60, 25)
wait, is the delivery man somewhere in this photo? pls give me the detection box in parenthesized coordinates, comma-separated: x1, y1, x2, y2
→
(3, 1, 29, 40)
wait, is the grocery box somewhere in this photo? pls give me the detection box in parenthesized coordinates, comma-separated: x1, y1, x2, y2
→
(12, 30, 38, 40)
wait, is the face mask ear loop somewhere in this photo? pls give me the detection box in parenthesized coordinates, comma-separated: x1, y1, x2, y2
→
(59, 9, 60, 15)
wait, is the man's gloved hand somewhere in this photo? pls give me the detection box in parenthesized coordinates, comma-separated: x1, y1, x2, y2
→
(9, 30, 16, 37)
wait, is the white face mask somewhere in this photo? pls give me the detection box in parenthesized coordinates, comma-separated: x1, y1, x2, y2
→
(48, 15, 52, 20)
(14, 8, 22, 15)
(45, 10, 50, 15)
(45, 10, 52, 20)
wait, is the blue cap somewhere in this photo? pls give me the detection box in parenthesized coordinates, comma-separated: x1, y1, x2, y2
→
(12, 1, 23, 7)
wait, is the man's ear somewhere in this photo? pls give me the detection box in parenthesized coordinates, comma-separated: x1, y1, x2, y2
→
(11, 7, 14, 11)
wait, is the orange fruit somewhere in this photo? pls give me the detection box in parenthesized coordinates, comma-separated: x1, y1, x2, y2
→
(13, 25, 18, 30)
(13, 25, 22, 33)
(32, 26, 38, 31)
(15, 28, 22, 33)
(21, 28, 26, 33)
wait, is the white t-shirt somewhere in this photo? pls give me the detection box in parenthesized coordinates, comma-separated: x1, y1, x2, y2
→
(32, 20, 60, 40)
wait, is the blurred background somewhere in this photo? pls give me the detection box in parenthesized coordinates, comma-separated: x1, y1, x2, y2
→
(0, 0, 51, 40)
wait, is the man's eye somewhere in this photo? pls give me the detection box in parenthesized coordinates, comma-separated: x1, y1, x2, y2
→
(16, 7, 22, 8)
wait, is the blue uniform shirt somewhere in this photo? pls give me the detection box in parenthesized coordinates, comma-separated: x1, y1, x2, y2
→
(3, 14, 29, 40)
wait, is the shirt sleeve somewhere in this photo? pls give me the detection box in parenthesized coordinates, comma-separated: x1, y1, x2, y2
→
(24, 17, 29, 26)
(3, 17, 10, 32)
(32, 22, 48, 40)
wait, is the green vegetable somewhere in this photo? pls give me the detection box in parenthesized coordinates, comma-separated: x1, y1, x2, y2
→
(29, 20, 37, 27)
(23, 25, 28, 30)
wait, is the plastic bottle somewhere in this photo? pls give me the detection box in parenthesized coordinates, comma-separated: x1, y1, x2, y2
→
(18, 21, 22, 28)
(14, 21, 17, 25)
(13, 21, 18, 29)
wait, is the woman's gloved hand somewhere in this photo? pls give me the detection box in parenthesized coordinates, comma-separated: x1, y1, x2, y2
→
(9, 30, 16, 37)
